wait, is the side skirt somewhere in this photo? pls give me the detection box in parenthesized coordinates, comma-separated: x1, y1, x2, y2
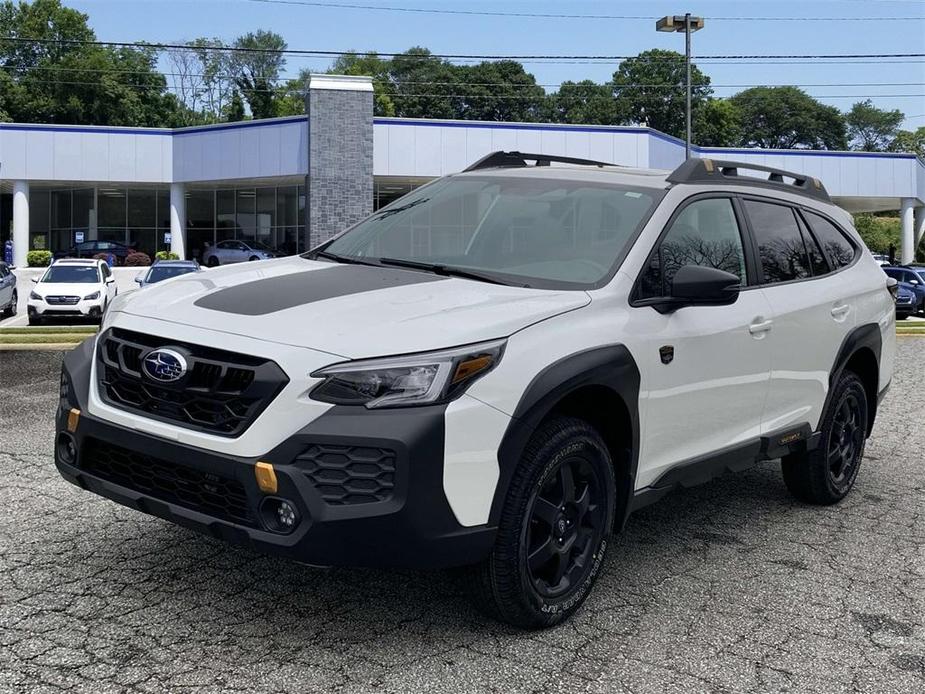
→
(626, 423, 820, 516)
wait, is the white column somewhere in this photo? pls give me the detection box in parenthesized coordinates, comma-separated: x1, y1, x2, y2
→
(12, 181, 29, 268)
(914, 205, 925, 252)
(169, 183, 186, 260)
(900, 198, 915, 264)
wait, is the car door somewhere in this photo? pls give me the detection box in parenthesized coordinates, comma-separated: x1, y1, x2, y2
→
(742, 199, 858, 435)
(629, 195, 773, 488)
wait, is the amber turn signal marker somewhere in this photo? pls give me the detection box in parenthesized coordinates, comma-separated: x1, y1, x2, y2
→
(67, 408, 80, 433)
(452, 355, 493, 384)
(255, 461, 278, 494)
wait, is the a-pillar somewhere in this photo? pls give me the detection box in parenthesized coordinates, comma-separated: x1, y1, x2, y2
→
(169, 183, 186, 260)
(305, 74, 374, 249)
(12, 181, 29, 268)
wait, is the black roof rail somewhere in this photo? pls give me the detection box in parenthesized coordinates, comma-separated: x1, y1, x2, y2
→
(666, 158, 831, 203)
(463, 150, 617, 172)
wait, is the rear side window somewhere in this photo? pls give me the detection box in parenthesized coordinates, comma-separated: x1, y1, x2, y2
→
(638, 197, 747, 299)
(799, 221, 829, 276)
(744, 200, 811, 284)
(802, 211, 856, 269)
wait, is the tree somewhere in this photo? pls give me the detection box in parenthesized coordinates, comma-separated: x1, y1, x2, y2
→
(611, 49, 712, 138)
(329, 52, 395, 116)
(192, 39, 233, 122)
(387, 47, 460, 120)
(544, 80, 618, 125)
(693, 98, 741, 147)
(729, 86, 847, 150)
(230, 30, 286, 119)
(0, 0, 185, 126)
(225, 90, 245, 122)
(455, 60, 545, 122)
(845, 99, 904, 151)
(889, 127, 925, 158)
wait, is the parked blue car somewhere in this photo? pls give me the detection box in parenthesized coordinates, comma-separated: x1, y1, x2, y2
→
(896, 283, 916, 320)
(134, 260, 201, 288)
(883, 267, 925, 313)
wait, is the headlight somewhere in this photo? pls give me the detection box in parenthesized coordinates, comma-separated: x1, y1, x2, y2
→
(310, 339, 506, 409)
(29, 291, 43, 301)
(84, 291, 100, 300)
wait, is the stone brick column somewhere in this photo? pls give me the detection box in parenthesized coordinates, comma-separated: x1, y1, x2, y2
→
(305, 74, 374, 250)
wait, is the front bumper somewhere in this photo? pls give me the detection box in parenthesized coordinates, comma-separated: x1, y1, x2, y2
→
(55, 340, 497, 568)
(29, 298, 104, 317)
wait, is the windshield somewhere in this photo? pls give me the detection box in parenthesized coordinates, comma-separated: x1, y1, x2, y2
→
(318, 175, 661, 288)
(41, 266, 100, 284)
(146, 266, 196, 283)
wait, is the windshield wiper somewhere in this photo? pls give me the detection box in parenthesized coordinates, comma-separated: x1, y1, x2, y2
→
(310, 250, 381, 267)
(378, 257, 516, 286)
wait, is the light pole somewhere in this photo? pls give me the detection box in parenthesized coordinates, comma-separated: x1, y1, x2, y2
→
(656, 14, 704, 159)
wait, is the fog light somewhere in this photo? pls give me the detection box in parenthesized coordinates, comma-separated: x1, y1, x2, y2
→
(277, 501, 297, 528)
(259, 497, 301, 534)
(56, 433, 77, 465)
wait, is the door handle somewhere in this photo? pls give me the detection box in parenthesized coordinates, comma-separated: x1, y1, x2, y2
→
(831, 304, 850, 319)
(749, 318, 773, 335)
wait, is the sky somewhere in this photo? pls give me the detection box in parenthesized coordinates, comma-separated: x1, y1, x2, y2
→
(65, 0, 925, 129)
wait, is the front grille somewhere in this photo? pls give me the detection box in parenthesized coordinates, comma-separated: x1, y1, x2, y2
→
(81, 438, 255, 526)
(46, 295, 80, 305)
(97, 328, 288, 437)
(296, 444, 397, 505)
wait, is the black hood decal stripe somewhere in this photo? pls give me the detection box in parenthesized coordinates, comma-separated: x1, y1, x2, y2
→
(194, 263, 446, 316)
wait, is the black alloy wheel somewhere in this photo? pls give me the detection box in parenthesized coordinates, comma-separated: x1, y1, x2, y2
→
(827, 390, 865, 488)
(525, 454, 606, 599)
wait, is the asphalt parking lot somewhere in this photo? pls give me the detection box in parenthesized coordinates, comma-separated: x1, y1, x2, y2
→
(1, 341, 923, 694)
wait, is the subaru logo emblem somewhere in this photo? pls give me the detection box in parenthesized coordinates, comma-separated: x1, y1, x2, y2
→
(142, 348, 188, 383)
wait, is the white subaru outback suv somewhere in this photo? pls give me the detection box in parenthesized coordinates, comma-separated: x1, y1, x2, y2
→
(55, 153, 895, 628)
(29, 258, 117, 325)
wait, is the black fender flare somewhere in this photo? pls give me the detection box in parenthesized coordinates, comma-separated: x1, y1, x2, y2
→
(490, 345, 640, 529)
(824, 322, 881, 435)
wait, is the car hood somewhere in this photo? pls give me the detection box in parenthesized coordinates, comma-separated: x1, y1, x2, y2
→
(34, 282, 100, 297)
(116, 257, 591, 358)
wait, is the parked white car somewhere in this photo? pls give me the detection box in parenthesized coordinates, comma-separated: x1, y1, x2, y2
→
(55, 153, 895, 628)
(28, 258, 117, 324)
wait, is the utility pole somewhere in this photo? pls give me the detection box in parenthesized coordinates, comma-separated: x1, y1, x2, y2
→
(656, 14, 705, 159)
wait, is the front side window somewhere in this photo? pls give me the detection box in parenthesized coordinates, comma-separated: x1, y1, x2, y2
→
(745, 200, 812, 284)
(41, 266, 100, 284)
(637, 197, 747, 299)
(802, 211, 856, 270)
(320, 175, 661, 289)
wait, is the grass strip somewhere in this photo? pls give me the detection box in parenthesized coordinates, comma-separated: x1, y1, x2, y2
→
(0, 334, 91, 344)
(0, 326, 98, 335)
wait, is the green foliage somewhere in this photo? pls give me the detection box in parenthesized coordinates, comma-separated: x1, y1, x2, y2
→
(611, 49, 712, 139)
(0, 0, 185, 126)
(889, 127, 925, 159)
(154, 251, 179, 260)
(387, 47, 461, 120)
(329, 53, 395, 116)
(124, 252, 151, 266)
(693, 98, 742, 147)
(224, 90, 246, 122)
(543, 80, 618, 125)
(846, 100, 904, 151)
(853, 214, 900, 255)
(730, 87, 847, 150)
(231, 30, 286, 120)
(26, 250, 52, 266)
(455, 61, 545, 122)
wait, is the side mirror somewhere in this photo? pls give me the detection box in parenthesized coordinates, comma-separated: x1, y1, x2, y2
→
(105, 277, 115, 284)
(670, 265, 741, 307)
(134, 275, 143, 284)
(31, 277, 39, 284)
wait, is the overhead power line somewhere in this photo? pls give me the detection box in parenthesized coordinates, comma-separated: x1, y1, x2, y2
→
(239, 0, 925, 22)
(1, 37, 923, 62)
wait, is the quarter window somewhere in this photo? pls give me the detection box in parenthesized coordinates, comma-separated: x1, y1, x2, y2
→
(638, 197, 747, 299)
(802, 211, 856, 269)
(745, 200, 812, 284)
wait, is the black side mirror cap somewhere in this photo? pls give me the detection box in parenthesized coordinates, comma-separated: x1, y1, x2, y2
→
(642, 265, 741, 314)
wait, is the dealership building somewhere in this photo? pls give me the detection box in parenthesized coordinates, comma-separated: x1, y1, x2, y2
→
(1, 74, 924, 268)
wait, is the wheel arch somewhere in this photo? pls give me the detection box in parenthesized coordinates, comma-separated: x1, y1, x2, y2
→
(827, 323, 881, 436)
(491, 345, 640, 530)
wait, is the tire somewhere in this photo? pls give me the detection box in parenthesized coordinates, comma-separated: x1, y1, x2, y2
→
(1, 291, 15, 318)
(782, 370, 868, 505)
(472, 417, 616, 629)
(249, 255, 260, 262)
(28, 314, 42, 326)
(206, 256, 219, 267)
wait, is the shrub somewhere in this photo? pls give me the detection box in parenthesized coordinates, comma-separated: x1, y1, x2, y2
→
(92, 252, 110, 262)
(26, 250, 52, 267)
(155, 251, 180, 261)
(853, 214, 900, 257)
(124, 252, 152, 266)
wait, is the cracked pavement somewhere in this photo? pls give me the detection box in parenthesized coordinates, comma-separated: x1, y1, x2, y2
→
(1, 340, 924, 693)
